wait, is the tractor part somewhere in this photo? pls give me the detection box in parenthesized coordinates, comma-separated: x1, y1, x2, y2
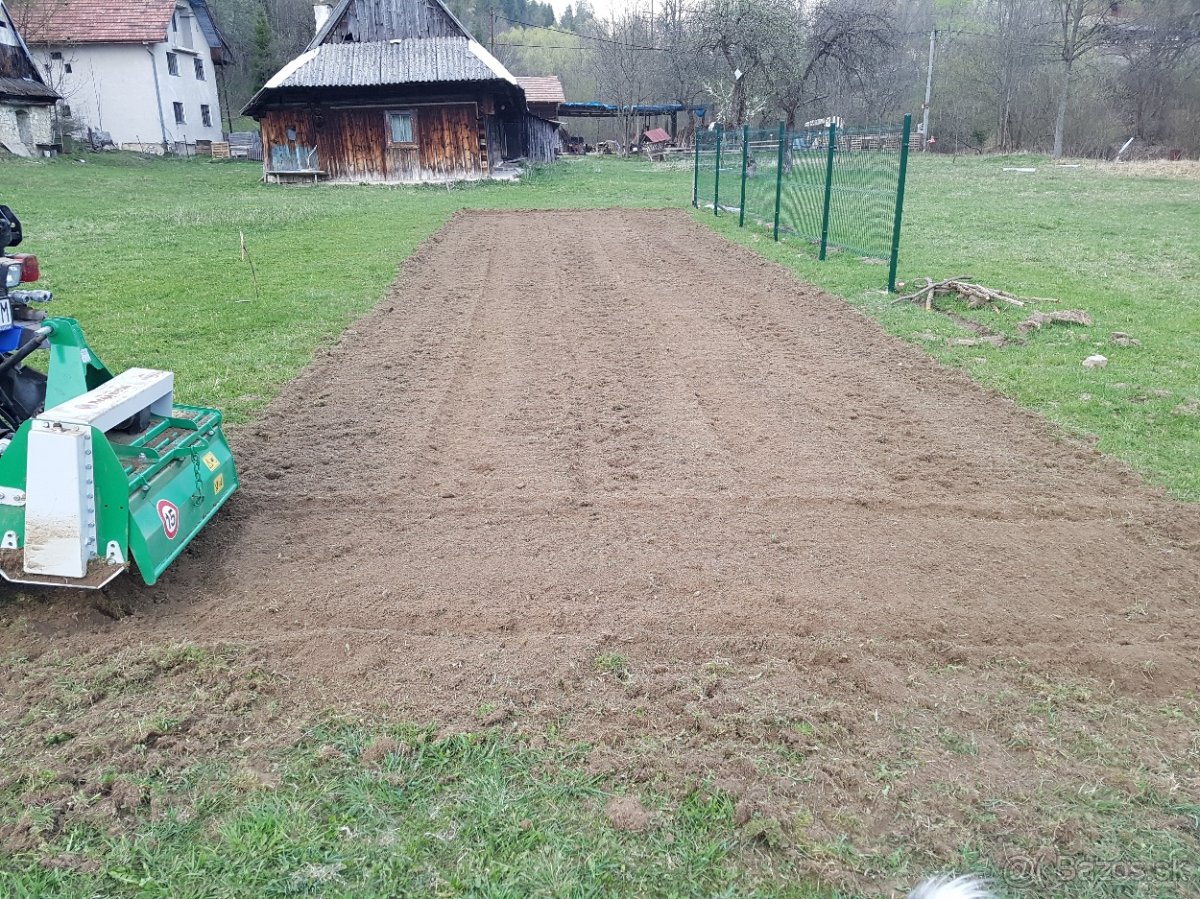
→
(0, 317, 237, 588)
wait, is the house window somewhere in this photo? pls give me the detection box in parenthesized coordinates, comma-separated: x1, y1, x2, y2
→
(64, 63, 72, 73)
(173, 102, 185, 124)
(177, 11, 193, 49)
(386, 110, 416, 146)
(61, 105, 72, 118)
(50, 51, 62, 60)
(200, 104, 212, 127)
(194, 57, 204, 80)
(166, 52, 179, 76)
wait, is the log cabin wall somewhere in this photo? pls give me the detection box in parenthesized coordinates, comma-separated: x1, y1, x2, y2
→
(259, 99, 484, 183)
(522, 113, 561, 163)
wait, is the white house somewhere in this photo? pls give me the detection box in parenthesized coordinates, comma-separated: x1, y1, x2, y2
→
(0, 0, 58, 155)
(17, 0, 231, 153)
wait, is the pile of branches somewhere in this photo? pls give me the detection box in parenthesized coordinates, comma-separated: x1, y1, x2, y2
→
(895, 276, 1092, 343)
(895, 276, 1060, 311)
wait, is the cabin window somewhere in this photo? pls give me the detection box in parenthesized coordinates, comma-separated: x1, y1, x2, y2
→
(167, 52, 179, 76)
(64, 63, 72, 73)
(50, 51, 62, 60)
(200, 104, 212, 127)
(61, 105, 72, 118)
(387, 110, 416, 147)
(194, 57, 205, 80)
(173, 102, 185, 124)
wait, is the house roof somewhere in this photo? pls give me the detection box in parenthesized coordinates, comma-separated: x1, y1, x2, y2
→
(0, 75, 59, 101)
(261, 37, 515, 90)
(17, 0, 228, 52)
(0, 0, 59, 102)
(18, 0, 174, 43)
(307, 0, 472, 50)
(515, 75, 564, 105)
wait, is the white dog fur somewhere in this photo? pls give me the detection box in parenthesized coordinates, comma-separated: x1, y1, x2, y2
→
(908, 874, 996, 899)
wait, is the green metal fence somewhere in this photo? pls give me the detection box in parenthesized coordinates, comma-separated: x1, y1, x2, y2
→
(692, 115, 912, 291)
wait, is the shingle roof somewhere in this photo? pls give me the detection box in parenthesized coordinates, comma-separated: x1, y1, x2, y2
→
(20, 0, 179, 44)
(262, 38, 514, 90)
(0, 0, 59, 101)
(515, 75, 564, 105)
(0, 75, 59, 102)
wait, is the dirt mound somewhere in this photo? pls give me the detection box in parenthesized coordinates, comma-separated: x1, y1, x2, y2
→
(3, 209, 1200, 878)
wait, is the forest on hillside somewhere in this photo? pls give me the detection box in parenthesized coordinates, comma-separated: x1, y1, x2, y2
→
(208, 0, 1199, 157)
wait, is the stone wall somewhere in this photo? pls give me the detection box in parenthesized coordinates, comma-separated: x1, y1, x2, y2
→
(0, 103, 55, 156)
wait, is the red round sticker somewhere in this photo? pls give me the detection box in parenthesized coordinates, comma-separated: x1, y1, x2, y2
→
(157, 500, 180, 540)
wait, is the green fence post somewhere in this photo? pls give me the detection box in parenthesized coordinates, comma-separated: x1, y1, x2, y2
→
(887, 114, 913, 292)
(772, 121, 785, 241)
(739, 124, 749, 227)
(713, 124, 723, 216)
(818, 121, 837, 261)
(692, 132, 700, 208)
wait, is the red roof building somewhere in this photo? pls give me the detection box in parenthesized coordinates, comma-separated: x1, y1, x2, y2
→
(515, 75, 564, 119)
(16, 0, 230, 152)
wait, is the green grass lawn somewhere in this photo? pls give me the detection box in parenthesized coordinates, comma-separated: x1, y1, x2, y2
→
(2, 151, 1199, 897)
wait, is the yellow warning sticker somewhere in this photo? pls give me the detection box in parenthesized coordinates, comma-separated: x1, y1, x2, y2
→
(202, 452, 220, 471)
(213, 473, 225, 495)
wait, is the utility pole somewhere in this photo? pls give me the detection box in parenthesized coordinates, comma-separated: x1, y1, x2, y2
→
(921, 28, 936, 151)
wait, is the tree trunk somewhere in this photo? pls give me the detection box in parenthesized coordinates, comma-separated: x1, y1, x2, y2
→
(1053, 57, 1073, 159)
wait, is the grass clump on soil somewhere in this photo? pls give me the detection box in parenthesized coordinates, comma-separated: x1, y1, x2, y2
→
(4, 643, 1200, 896)
(0, 715, 836, 897)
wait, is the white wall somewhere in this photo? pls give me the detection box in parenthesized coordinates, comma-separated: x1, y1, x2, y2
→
(32, 1, 224, 151)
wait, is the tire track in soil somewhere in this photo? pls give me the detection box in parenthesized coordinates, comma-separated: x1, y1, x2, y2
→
(4, 207, 1199, 734)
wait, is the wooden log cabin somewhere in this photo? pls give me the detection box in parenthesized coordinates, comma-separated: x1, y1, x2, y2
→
(243, 0, 559, 184)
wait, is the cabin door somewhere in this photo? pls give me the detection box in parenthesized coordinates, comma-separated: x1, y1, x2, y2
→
(385, 104, 481, 182)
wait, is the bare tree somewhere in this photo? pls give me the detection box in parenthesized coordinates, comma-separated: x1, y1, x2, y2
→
(592, 10, 656, 147)
(1051, 0, 1116, 158)
(768, 0, 895, 129)
(691, 0, 795, 125)
(1112, 0, 1200, 144)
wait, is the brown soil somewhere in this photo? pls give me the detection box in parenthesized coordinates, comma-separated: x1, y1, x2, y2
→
(4, 209, 1200, 879)
(606, 796, 651, 832)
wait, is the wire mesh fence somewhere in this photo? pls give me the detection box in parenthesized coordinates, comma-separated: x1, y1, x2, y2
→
(692, 115, 912, 290)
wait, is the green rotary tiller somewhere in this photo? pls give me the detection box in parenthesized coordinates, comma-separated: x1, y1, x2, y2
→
(0, 205, 237, 588)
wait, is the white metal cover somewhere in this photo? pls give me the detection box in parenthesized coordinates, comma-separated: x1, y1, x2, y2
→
(40, 367, 173, 433)
(23, 424, 95, 578)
